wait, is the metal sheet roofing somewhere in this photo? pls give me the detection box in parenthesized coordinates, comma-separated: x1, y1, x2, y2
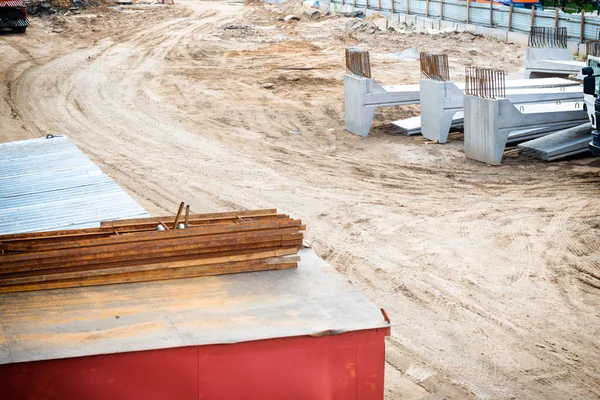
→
(0, 136, 150, 234)
(0, 248, 391, 364)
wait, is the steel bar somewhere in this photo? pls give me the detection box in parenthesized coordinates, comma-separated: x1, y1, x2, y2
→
(0, 261, 299, 294)
(173, 202, 185, 229)
(0, 249, 300, 286)
(0, 229, 303, 271)
(0, 214, 290, 250)
(0, 209, 305, 292)
(587, 40, 600, 57)
(464, 66, 505, 99)
(101, 208, 280, 228)
(2, 220, 304, 253)
(0, 241, 304, 281)
(528, 26, 567, 49)
(420, 53, 449, 82)
(345, 48, 371, 78)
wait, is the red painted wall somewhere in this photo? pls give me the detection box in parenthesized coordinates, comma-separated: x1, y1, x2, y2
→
(0, 328, 388, 400)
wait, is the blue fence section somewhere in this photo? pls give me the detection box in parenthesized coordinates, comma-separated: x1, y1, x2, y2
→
(330, 0, 600, 42)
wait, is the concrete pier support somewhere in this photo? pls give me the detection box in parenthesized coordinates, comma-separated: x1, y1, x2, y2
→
(344, 74, 420, 137)
(524, 48, 584, 79)
(420, 79, 463, 144)
(421, 78, 582, 144)
(464, 96, 588, 165)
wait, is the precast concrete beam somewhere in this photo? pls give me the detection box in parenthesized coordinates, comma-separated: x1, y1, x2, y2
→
(420, 78, 583, 144)
(518, 123, 592, 161)
(464, 96, 588, 165)
(524, 48, 585, 79)
(344, 74, 420, 137)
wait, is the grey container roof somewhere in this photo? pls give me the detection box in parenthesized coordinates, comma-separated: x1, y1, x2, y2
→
(0, 136, 150, 234)
(0, 248, 392, 364)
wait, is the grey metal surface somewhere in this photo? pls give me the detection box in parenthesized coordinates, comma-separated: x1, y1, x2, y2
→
(518, 123, 592, 160)
(0, 136, 149, 234)
(0, 248, 391, 365)
(331, 0, 600, 41)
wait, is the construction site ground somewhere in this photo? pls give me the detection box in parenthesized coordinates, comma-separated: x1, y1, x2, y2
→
(1, 1, 599, 398)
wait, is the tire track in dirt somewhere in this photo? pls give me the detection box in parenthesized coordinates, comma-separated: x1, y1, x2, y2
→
(5, 2, 600, 399)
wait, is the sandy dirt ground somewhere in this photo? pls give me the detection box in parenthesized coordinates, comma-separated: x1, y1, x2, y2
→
(1, 1, 600, 398)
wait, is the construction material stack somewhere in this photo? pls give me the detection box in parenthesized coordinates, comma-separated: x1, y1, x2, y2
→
(0, 208, 304, 293)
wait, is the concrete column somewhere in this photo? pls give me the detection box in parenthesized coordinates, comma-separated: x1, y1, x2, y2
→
(420, 79, 463, 143)
(464, 96, 506, 165)
(344, 75, 377, 137)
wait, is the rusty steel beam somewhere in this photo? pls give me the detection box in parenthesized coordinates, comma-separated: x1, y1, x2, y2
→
(0, 209, 305, 293)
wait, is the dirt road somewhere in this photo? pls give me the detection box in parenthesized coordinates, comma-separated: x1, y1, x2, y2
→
(1, 1, 600, 398)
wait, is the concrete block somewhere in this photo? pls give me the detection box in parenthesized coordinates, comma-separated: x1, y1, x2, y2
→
(465, 23, 478, 34)
(578, 43, 586, 57)
(506, 30, 529, 46)
(566, 40, 579, 55)
(440, 20, 464, 32)
(405, 15, 417, 26)
(489, 28, 507, 42)
(475, 25, 491, 36)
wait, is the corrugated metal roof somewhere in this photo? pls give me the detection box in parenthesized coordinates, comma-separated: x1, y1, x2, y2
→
(0, 136, 150, 234)
(0, 248, 391, 364)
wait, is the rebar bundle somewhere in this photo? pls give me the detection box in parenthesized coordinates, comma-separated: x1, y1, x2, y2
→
(0, 208, 304, 293)
(345, 48, 372, 78)
(587, 40, 600, 57)
(419, 52, 450, 82)
(528, 27, 568, 49)
(465, 66, 506, 99)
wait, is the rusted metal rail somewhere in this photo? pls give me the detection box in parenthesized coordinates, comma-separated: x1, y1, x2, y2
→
(420, 52, 450, 82)
(345, 48, 372, 78)
(465, 66, 506, 99)
(528, 26, 568, 49)
(0, 208, 304, 293)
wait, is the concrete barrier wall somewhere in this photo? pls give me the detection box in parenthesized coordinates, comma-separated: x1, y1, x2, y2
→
(324, 0, 590, 55)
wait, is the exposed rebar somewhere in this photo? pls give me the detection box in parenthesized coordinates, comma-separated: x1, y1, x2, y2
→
(587, 40, 600, 57)
(528, 27, 568, 49)
(419, 52, 450, 82)
(464, 66, 506, 99)
(345, 48, 372, 78)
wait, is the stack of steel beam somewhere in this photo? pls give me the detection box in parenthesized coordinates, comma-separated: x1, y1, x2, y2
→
(0, 209, 304, 293)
